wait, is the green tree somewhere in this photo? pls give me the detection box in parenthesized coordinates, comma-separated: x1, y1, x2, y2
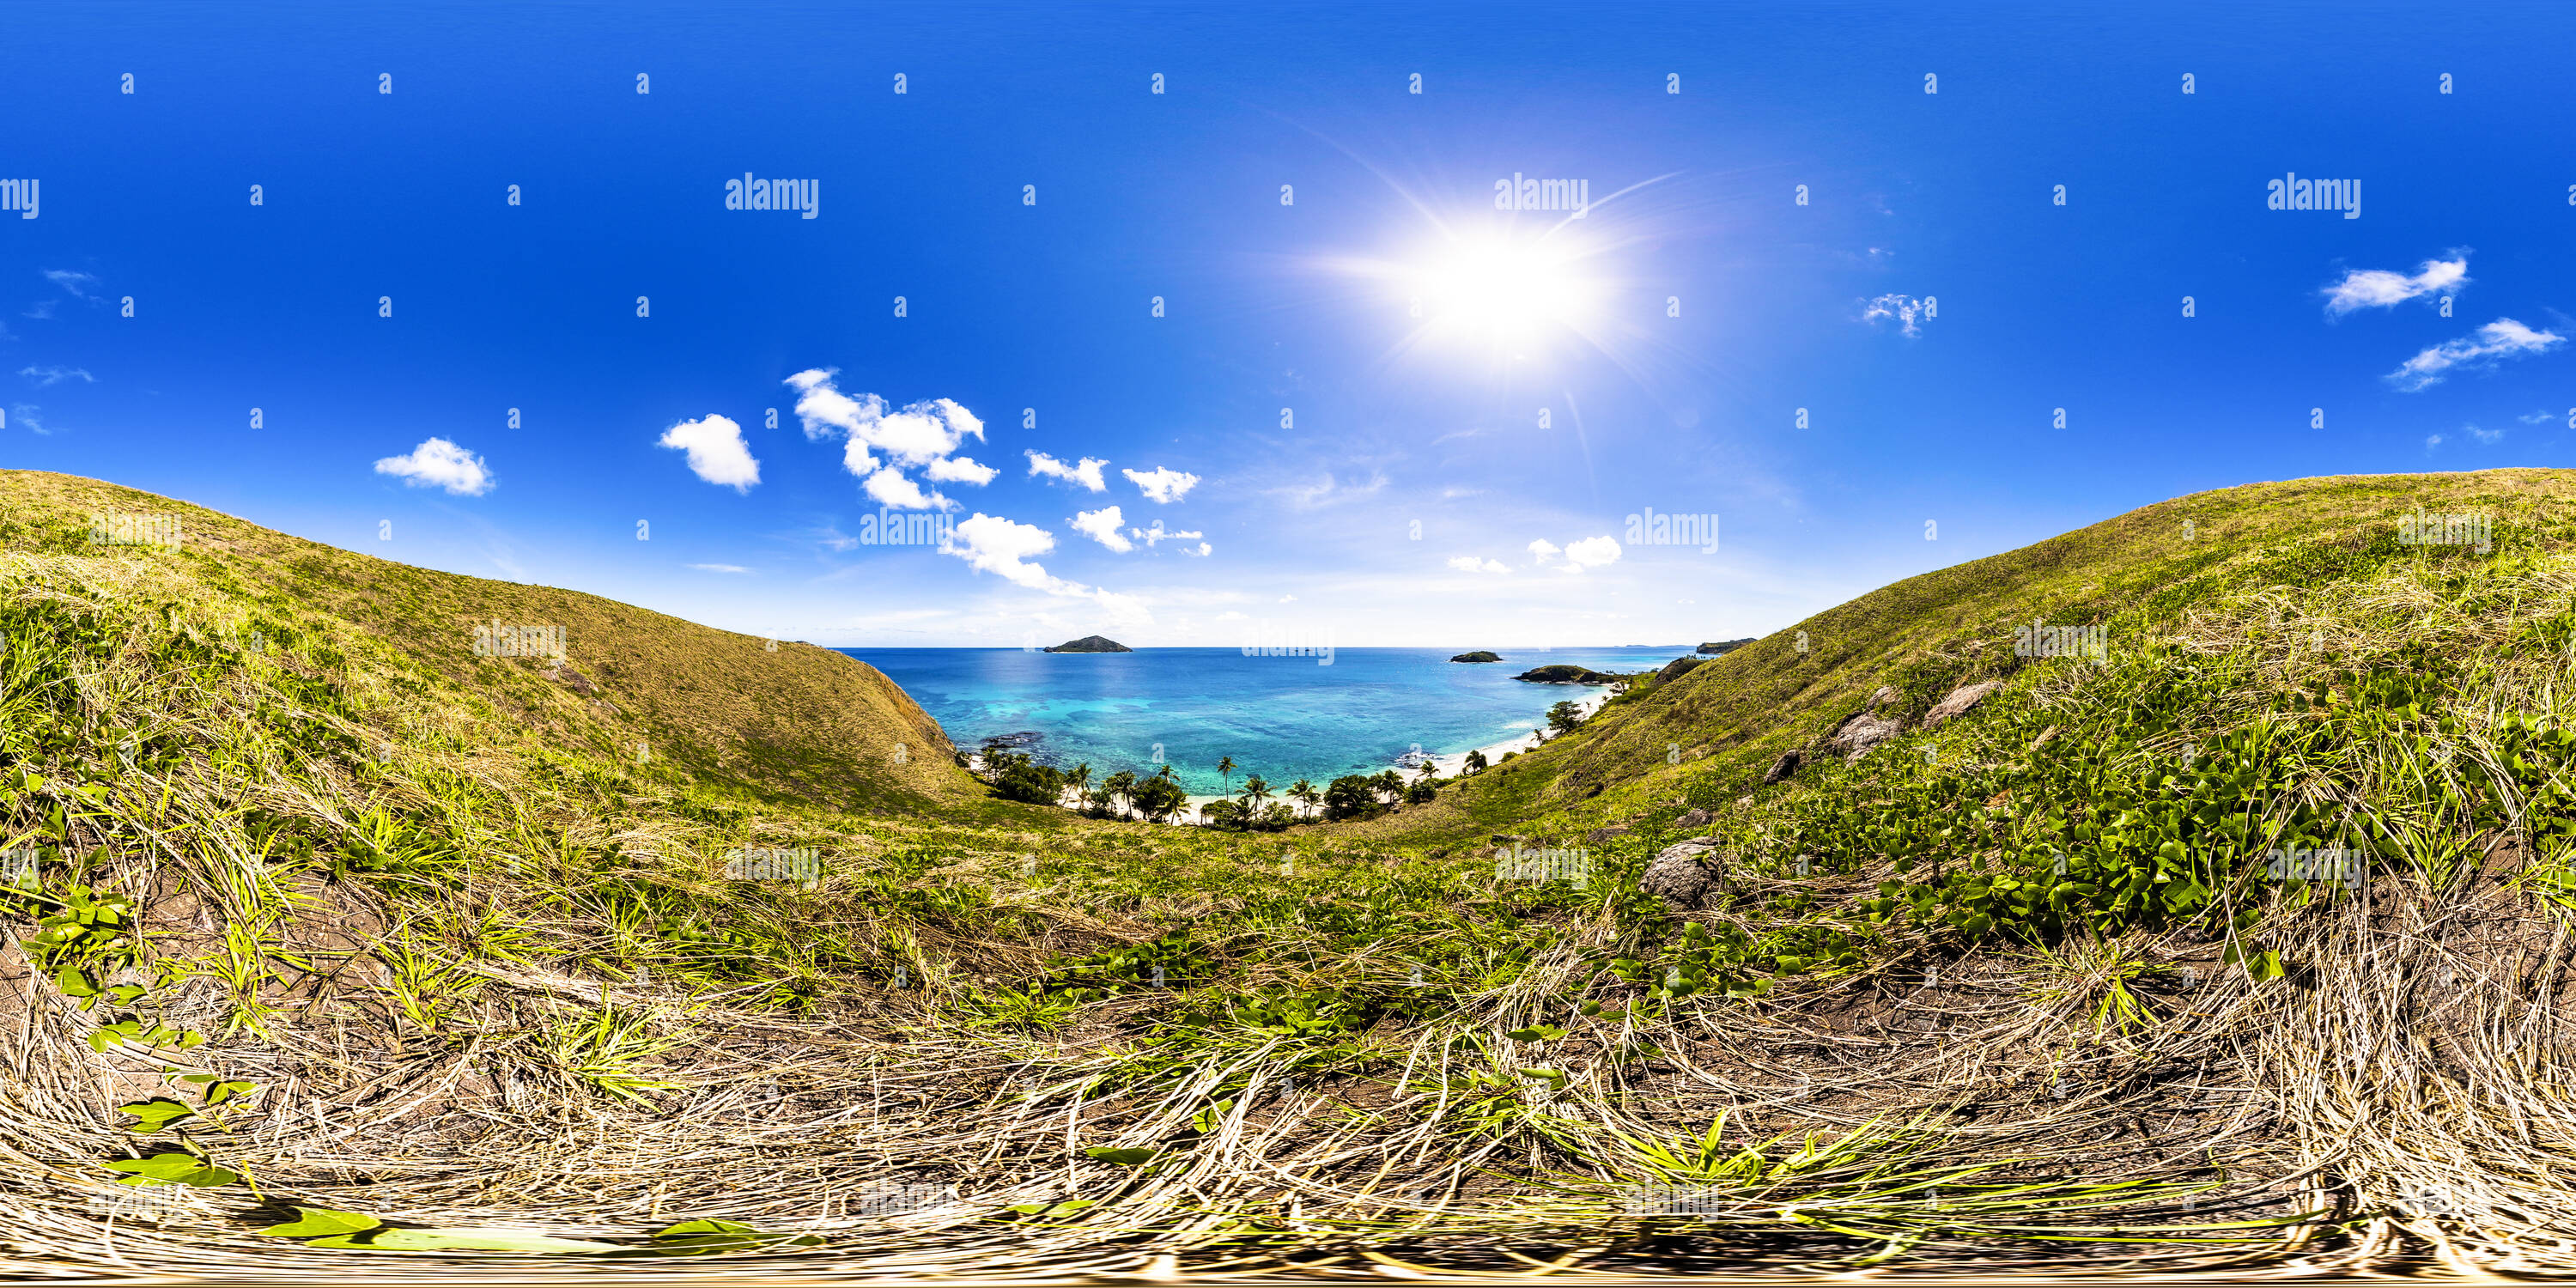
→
(1288, 779, 1318, 820)
(1463, 750, 1488, 774)
(1217, 756, 1235, 793)
(1546, 700, 1584, 734)
(1239, 775, 1270, 817)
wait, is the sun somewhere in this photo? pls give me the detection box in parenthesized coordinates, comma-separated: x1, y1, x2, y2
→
(1409, 229, 1607, 358)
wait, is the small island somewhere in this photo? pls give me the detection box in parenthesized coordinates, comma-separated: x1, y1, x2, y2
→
(1697, 637, 1757, 655)
(1514, 664, 1617, 683)
(1044, 635, 1133, 653)
(1449, 650, 1503, 663)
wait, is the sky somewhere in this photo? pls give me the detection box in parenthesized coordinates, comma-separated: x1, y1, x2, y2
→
(5, 2, 2573, 647)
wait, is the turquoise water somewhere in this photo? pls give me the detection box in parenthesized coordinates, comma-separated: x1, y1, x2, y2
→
(838, 646, 1698, 796)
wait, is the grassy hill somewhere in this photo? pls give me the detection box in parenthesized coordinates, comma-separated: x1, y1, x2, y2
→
(3, 467, 2573, 1276)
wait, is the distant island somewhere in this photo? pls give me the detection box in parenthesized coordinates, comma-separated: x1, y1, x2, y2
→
(1449, 650, 1503, 663)
(1515, 664, 1617, 683)
(1044, 635, 1132, 653)
(1697, 637, 1757, 654)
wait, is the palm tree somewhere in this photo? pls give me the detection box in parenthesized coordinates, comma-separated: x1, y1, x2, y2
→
(1239, 775, 1270, 817)
(1156, 763, 1179, 783)
(1103, 769, 1138, 817)
(1289, 779, 1318, 820)
(1463, 750, 1488, 774)
(1217, 755, 1236, 793)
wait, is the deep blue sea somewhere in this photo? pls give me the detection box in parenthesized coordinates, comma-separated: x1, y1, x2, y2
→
(838, 646, 1698, 796)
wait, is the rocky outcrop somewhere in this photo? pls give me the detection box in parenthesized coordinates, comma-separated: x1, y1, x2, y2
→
(1762, 749, 1801, 784)
(1696, 638, 1756, 655)
(1585, 825, 1631, 845)
(1045, 635, 1133, 653)
(1654, 656, 1704, 684)
(1514, 665, 1616, 683)
(1675, 807, 1712, 829)
(1868, 685, 1900, 709)
(1922, 679, 2004, 729)
(1641, 836, 1724, 910)
(1831, 714, 1903, 762)
(1449, 651, 1503, 663)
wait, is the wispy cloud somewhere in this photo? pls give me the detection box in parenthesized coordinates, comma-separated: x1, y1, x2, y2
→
(1862, 294, 1933, 337)
(373, 437, 495, 495)
(1447, 556, 1511, 574)
(17, 365, 92, 387)
(40, 270, 98, 300)
(11, 404, 45, 434)
(2520, 409, 2557, 425)
(2323, 255, 2468, 316)
(2385, 318, 2564, 392)
(2469, 424, 2503, 444)
(686, 562, 751, 574)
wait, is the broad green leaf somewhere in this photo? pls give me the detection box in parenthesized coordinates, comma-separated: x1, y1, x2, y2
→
(256, 1206, 383, 1237)
(106, 1152, 237, 1188)
(1083, 1146, 1157, 1166)
(203, 1079, 258, 1107)
(302, 1226, 624, 1254)
(117, 1097, 196, 1133)
(53, 964, 98, 998)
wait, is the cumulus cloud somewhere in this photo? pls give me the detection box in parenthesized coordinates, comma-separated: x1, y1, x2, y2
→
(1447, 556, 1511, 574)
(2324, 256, 2469, 316)
(1123, 465, 1200, 503)
(17, 365, 92, 386)
(374, 437, 493, 495)
(657, 414, 760, 491)
(1527, 538, 1562, 565)
(939, 513, 1146, 622)
(1027, 451, 1109, 491)
(1862, 294, 1933, 337)
(1560, 535, 1623, 573)
(863, 467, 941, 510)
(927, 455, 998, 484)
(1071, 506, 1133, 552)
(2385, 318, 2565, 392)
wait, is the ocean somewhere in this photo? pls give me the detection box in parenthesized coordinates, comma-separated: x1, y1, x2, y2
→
(837, 646, 1700, 797)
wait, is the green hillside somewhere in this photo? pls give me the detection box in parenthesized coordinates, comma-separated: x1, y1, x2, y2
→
(3, 467, 2573, 1276)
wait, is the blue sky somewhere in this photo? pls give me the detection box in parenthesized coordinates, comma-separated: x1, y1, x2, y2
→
(5, 2, 2573, 647)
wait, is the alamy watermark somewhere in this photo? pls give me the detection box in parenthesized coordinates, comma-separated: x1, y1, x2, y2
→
(89, 513, 182, 549)
(2014, 620, 2107, 662)
(1493, 173, 1589, 217)
(2265, 172, 2359, 219)
(470, 622, 567, 663)
(859, 509, 955, 546)
(1494, 844, 1590, 890)
(724, 173, 819, 219)
(1621, 1182, 1731, 1216)
(1624, 507, 1718, 554)
(0, 178, 36, 220)
(2264, 845, 2365, 889)
(3, 847, 35, 892)
(856, 1181, 945, 1217)
(725, 846, 822, 888)
(1241, 621, 1334, 666)
(2397, 509, 2491, 554)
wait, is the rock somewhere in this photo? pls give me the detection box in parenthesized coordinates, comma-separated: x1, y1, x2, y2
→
(1584, 825, 1631, 845)
(1044, 635, 1133, 653)
(1654, 656, 1705, 684)
(1696, 638, 1756, 655)
(544, 665, 599, 696)
(1490, 833, 1528, 845)
(1762, 750, 1801, 784)
(1449, 651, 1504, 663)
(1922, 679, 2005, 730)
(1868, 685, 1900, 709)
(1831, 714, 1903, 762)
(1640, 837, 1723, 910)
(1514, 665, 1616, 683)
(1675, 807, 1712, 829)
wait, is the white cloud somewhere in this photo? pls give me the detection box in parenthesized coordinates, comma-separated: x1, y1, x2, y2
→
(1560, 535, 1623, 574)
(1072, 506, 1133, 552)
(1447, 556, 1511, 574)
(2324, 256, 2469, 316)
(1279, 594, 1296, 603)
(1027, 451, 1109, 491)
(41, 270, 98, 299)
(784, 368, 989, 482)
(687, 562, 750, 574)
(1862, 294, 1932, 337)
(374, 437, 494, 495)
(1527, 538, 1562, 565)
(2426, 434, 2445, 449)
(17, 365, 92, 386)
(862, 468, 945, 510)
(657, 414, 760, 491)
(12, 404, 44, 434)
(1123, 465, 1200, 503)
(939, 513, 1147, 623)
(2520, 410, 2557, 425)
(927, 455, 998, 484)
(1217, 611, 1249, 621)
(2470, 424, 2504, 444)
(1131, 519, 1206, 548)
(1267, 471, 1387, 509)
(2385, 318, 2565, 392)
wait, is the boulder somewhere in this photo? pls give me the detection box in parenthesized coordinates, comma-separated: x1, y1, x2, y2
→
(1922, 679, 2005, 730)
(1868, 684, 1900, 709)
(1762, 749, 1801, 785)
(1585, 825, 1631, 845)
(544, 665, 599, 696)
(1640, 837, 1723, 909)
(1675, 807, 1712, 829)
(1831, 714, 1903, 762)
